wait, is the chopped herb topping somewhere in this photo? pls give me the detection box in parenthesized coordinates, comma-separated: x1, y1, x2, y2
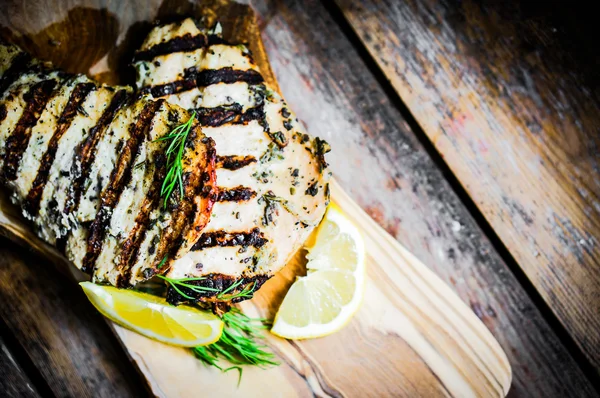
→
(268, 131, 287, 147)
(313, 137, 331, 173)
(259, 142, 283, 163)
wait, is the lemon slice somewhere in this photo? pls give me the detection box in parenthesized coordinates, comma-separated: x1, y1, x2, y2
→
(271, 203, 365, 339)
(80, 282, 223, 347)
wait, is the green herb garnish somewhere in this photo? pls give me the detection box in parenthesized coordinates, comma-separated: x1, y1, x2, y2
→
(159, 276, 256, 302)
(156, 255, 168, 270)
(193, 308, 278, 384)
(153, 111, 196, 208)
(157, 275, 219, 300)
(218, 280, 256, 301)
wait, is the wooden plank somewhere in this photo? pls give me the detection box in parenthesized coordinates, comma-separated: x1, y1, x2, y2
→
(0, 240, 148, 397)
(250, 0, 596, 395)
(334, 0, 600, 371)
(0, 0, 591, 396)
(0, 335, 40, 397)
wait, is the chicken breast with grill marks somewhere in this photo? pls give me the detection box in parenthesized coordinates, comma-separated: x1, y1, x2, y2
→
(0, 42, 217, 286)
(134, 19, 331, 305)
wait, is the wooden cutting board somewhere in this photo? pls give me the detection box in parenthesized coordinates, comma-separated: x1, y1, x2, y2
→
(0, 0, 511, 396)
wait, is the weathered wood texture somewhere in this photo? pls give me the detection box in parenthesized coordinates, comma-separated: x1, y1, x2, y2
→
(251, 0, 596, 395)
(0, 335, 40, 397)
(334, 0, 600, 371)
(0, 240, 148, 397)
(0, 0, 595, 396)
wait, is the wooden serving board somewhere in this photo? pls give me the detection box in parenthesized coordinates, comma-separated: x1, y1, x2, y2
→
(0, 1, 511, 396)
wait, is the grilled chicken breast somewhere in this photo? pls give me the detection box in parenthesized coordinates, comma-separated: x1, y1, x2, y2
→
(0, 42, 217, 286)
(134, 19, 331, 305)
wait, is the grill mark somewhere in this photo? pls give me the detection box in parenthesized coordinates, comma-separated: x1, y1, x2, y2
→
(141, 68, 264, 98)
(0, 52, 32, 95)
(216, 155, 256, 170)
(1, 79, 58, 183)
(215, 186, 256, 202)
(63, 89, 129, 215)
(191, 227, 267, 250)
(133, 34, 228, 62)
(0, 104, 6, 123)
(133, 33, 207, 62)
(194, 68, 264, 87)
(194, 103, 265, 127)
(23, 82, 96, 216)
(81, 100, 161, 274)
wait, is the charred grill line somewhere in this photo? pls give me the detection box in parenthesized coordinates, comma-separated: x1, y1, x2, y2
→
(23, 82, 96, 216)
(1, 79, 58, 183)
(194, 103, 265, 127)
(133, 33, 206, 62)
(141, 78, 197, 98)
(194, 67, 264, 87)
(63, 89, 129, 215)
(0, 52, 32, 94)
(215, 186, 256, 202)
(191, 228, 267, 251)
(215, 155, 256, 170)
(81, 100, 162, 274)
(141, 68, 264, 98)
(0, 104, 7, 124)
(133, 34, 228, 62)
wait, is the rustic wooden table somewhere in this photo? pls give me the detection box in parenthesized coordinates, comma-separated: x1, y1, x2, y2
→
(0, 0, 598, 397)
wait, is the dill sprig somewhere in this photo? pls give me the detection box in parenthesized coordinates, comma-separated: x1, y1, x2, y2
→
(157, 275, 219, 300)
(218, 280, 257, 301)
(153, 111, 196, 208)
(159, 275, 257, 302)
(193, 308, 278, 383)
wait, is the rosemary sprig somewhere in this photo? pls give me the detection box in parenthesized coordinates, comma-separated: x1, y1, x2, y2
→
(153, 111, 196, 208)
(193, 308, 278, 384)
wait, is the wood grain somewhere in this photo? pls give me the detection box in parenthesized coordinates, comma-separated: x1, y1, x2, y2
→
(0, 0, 594, 396)
(0, 240, 148, 397)
(0, 335, 40, 397)
(334, 0, 600, 371)
(251, 0, 596, 395)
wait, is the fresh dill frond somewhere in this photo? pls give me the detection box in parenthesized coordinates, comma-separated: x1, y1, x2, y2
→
(159, 276, 256, 302)
(154, 111, 196, 208)
(217, 279, 256, 301)
(193, 308, 278, 384)
(157, 275, 219, 300)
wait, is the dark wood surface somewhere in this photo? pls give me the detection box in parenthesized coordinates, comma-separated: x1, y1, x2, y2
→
(0, 0, 597, 396)
(0, 335, 40, 397)
(0, 241, 149, 397)
(334, 0, 600, 373)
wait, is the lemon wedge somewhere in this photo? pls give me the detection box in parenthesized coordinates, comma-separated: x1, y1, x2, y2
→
(271, 203, 365, 339)
(80, 282, 223, 347)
